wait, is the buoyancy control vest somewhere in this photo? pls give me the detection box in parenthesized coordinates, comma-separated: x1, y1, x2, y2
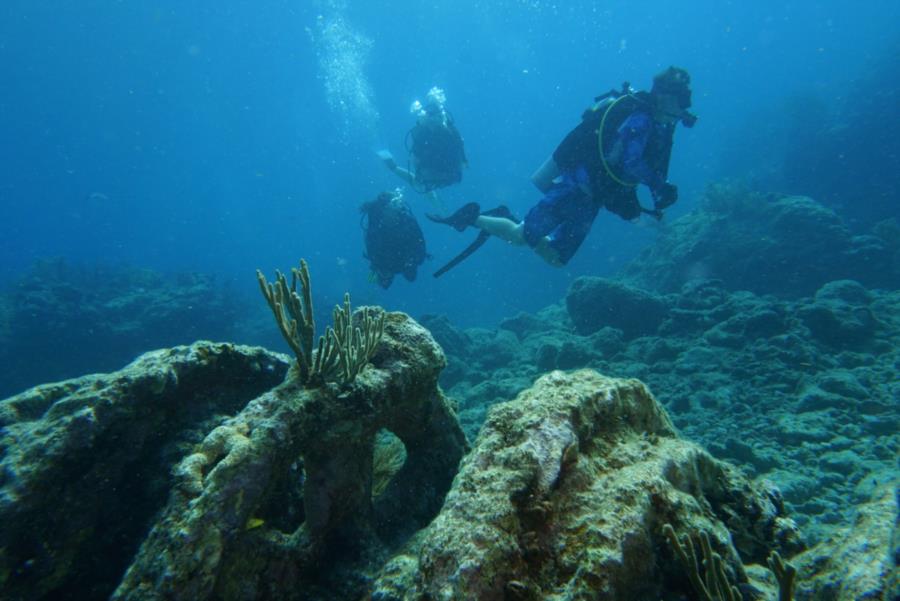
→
(405, 116, 467, 193)
(554, 90, 675, 193)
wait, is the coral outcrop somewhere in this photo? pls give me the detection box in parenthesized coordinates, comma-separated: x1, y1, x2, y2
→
(0, 259, 243, 398)
(566, 277, 668, 337)
(371, 370, 800, 600)
(792, 482, 898, 600)
(619, 185, 899, 296)
(0, 310, 467, 601)
(438, 277, 899, 545)
(0, 342, 289, 600)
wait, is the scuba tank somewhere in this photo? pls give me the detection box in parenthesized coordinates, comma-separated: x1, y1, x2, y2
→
(577, 81, 674, 190)
(590, 82, 649, 188)
(530, 155, 560, 193)
(532, 82, 642, 193)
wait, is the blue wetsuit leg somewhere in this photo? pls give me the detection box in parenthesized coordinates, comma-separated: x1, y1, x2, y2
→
(523, 167, 600, 264)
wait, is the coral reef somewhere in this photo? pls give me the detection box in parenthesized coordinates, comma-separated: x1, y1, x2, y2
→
(0, 259, 243, 398)
(791, 482, 898, 600)
(0, 310, 467, 601)
(411, 188, 898, 599)
(0, 342, 289, 600)
(434, 190, 898, 550)
(371, 370, 801, 600)
(2, 301, 893, 599)
(436, 277, 899, 544)
(619, 184, 899, 296)
(2, 188, 896, 600)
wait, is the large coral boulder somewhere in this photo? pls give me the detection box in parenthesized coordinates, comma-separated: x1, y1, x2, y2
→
(0, 342, 289, 601)
(566, 277, 668, 338)
(371, 370, 800, 601)
(0, 310, 468, 601)
(112, 309, 467, 601)
(792, 482, 899, 600)
(797, 279, 879, 347)
(621, 186, 899, 296)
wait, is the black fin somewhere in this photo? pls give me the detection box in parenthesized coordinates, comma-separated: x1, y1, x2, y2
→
(432, 205, 518, 278)
(426, 202, 481, 231)
(433, 231, 491, 278)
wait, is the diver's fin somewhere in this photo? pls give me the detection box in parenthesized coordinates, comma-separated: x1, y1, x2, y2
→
(481, 204, 518, 221)
(433, 231, 491, 278)
(432, 205, 518, 278)
(426, 202, 480, 232)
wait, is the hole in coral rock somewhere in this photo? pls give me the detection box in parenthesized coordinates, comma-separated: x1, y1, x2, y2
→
(253, 455, 306, 532)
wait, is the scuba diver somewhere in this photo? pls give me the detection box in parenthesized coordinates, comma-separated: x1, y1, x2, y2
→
(427, 67, 697, 270)
(378, 86, 468, 195)
(360, 189, 428, 288)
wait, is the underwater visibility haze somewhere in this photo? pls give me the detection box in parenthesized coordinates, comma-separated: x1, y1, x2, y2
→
(0, 1, 898, 600)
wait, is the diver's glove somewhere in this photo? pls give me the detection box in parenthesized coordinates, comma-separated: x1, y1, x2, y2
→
(654, 182, 678, 211)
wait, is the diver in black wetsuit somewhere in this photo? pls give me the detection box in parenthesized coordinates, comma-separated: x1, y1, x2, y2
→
(360, 190, 428, 288)
(378, 86, 467, 194)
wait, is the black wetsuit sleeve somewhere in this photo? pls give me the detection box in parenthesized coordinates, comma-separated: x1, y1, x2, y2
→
(552, 109, 603, 174)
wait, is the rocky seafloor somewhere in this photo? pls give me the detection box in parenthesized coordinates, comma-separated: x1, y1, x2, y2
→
(0, 185, 897, 600)
(426, 187, 900, 548)
(0, 259, 243, 399)
(427, 276, 899, 539)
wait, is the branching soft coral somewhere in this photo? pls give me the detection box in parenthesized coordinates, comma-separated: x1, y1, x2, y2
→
(256, 259, 384, 386)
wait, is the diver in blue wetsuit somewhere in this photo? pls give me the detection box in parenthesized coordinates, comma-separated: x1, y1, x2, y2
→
(428, 67, 696, 268)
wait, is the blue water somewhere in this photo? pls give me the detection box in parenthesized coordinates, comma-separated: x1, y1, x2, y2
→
(1, 0, 897, 332)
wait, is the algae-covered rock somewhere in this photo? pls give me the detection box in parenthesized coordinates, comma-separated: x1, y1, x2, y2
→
(371, 370, 800, 601)
(0, 342, 290, 601)
(111, 309, 466, 601)
(1, 311, 468, 601)
(798, 280, 878, 347)
(621, 186, 898, 296)
(499, 310, 560, 340)
(793, 482, 899, 601)
(418, 313, 471, 358)
(566, 277, 669, 338)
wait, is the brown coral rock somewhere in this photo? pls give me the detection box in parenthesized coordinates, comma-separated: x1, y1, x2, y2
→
(793, 481, 898, 601)
(372, 369, 798, 600)
(113, 309, 467, 601)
